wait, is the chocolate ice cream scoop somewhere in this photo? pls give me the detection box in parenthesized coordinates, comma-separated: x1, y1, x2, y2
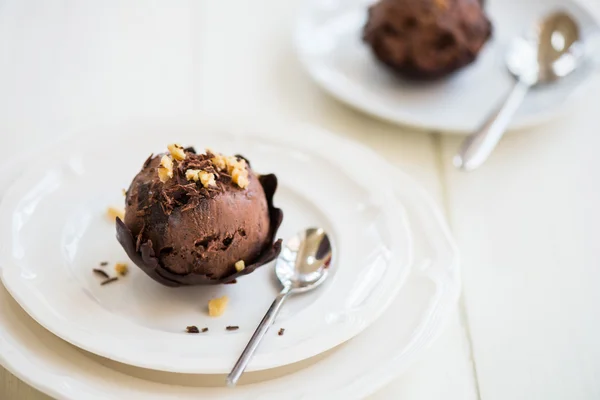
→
(363, 0, 492, 80)
(116, 146, 283, 286)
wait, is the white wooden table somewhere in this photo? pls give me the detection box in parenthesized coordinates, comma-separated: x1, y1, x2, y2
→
(1, 1, 599, 399)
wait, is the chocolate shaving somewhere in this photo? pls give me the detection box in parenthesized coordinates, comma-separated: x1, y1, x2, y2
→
(225, 326, 239, 331)
(278, 328, 285, 336)
(99, 261, 109, 266)
(142, 153, 154, 169)
(93, 268, 110, 279)
(201, 327, 209, 333)
(116, 173, 283, 287)
(101, 277, 119, 286)
(186, 326, 200, 333)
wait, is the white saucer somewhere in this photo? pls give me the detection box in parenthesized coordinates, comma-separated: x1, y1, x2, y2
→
(0, 120, 411, 374)
(294, 0, 600, 134)
(0, 135, 460, 399)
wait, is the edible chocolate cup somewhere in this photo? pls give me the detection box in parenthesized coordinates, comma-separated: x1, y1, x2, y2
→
(116, 174, 283, 287)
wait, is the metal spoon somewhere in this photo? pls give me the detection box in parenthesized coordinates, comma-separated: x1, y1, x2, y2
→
(226, 227, 332, 387)
(454, 11, 582, 171)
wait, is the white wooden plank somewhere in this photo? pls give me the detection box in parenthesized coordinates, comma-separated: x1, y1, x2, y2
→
(1, 373, 49, 400)
(441, 72, 600, 400)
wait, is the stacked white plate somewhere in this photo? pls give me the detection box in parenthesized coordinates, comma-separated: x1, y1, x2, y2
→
(294, 0, 600, 133)
(0, 119, 459, 399)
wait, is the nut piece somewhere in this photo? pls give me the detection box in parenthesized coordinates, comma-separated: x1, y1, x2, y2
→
(231, 168, 249, 189)
(115, 263, 128, 276)
(107, 206, 125, 221)
(211, 152, 227, 171)
(158, 155, 174, 183)
(208, 296, 229, 317)
(225, 156, 246, 174)
(185, 169, 201, 181)
(198, 171, 216, 188)
(167, 143, 186, 161)
(234, 260, 245, 272)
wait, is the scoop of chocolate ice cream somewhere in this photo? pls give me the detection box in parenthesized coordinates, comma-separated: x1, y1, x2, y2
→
(363, 0, 492, 80)
(116, 146, 283, 286)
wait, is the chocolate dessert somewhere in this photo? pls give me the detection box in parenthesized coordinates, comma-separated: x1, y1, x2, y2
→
(363, 0, 492, 80)
(116, 145, 283, 286)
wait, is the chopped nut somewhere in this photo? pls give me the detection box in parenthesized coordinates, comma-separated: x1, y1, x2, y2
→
(278, 328, 285, 336)
(107, 206, 125, 221)
(234, 260, 245, 272)
(208, 296, 229, 317)
(186, 326, 200, 334)
(167, 143, 186, 161)
(158, 155, 174, 182)
(225, 156, 245, 174)
(115, 263, 128, 276)
(185, 169, 201, 181)
(198, 171, 216, 188)
(231, 168, 249, 189)
(211, 153, 228, 171)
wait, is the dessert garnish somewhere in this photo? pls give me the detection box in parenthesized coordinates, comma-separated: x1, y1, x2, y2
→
(186, 326, 200, 334)
(208, 296, 229, 317)
(100, 277, 119, 286)
(115, 263, 128, 276)
(92, 269, 110, 279)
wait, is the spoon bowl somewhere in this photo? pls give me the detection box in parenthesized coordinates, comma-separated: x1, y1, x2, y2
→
(276, 227, 332, 292)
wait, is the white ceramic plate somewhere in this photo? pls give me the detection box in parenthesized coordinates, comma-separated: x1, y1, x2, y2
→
(0, 120, 412, 374)
(294, 0, 600, 134)
(0, 135, 460, 399)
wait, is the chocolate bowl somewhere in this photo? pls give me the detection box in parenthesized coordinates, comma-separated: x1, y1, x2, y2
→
(116, 147, 283, 287)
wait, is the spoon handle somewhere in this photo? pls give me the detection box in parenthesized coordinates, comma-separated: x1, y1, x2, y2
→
(454, 79, 530, 171)
(226, 286, 292, 387)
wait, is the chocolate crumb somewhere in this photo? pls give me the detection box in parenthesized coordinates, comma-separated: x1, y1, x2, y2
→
(278, 328, 285, 336)
(100, 277, 119, 286)
(201, 327, 209, 333)
(186, 326, 200, 334)
(100, 261, 109, 266)
(93, 268, 110, 279)
(225, 326, 239, 331)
